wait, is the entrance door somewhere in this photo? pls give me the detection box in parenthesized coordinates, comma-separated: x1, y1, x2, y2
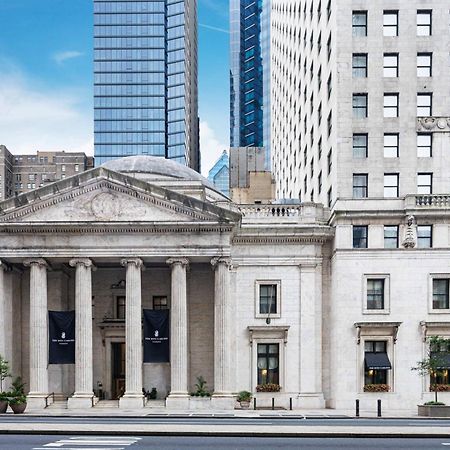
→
(111, 342, 125, 400)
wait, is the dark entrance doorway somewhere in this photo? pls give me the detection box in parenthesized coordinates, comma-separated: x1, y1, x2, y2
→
(111, 342, 125, 400)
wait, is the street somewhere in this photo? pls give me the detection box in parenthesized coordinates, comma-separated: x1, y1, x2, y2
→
(0, 435, 449, 450)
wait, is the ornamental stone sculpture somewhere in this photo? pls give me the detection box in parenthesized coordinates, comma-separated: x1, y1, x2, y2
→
(402, 215, 417, 248)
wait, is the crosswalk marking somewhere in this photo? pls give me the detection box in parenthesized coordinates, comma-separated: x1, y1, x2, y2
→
(33, 436, 141, 450)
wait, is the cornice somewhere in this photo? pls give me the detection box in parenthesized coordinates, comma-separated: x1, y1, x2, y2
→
(232, 235, 332, 245)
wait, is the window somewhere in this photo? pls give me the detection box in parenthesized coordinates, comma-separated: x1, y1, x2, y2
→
(384, 134, 399, 158)
(417, 225, 432, 248)
(384, 226, 399, 249)
(417, 93, 432, 116)
(353, 174, 368, 198)
(417, 53, 432, 77)
(417, 133, 432, 157)
(433, 279, 449, 310)
(418, 173, 433, 194)
(383, 11, 398, 37)
(353, 226, 368, 249)
(352, 11, 367, 37)
(116, 296, 126, 320)
(257, 344, 279, 385)
(364, 341, 390, 387)
(153, 296, 168, 310)
(327, 149, 332, 174)
(327, 112, 332, 137)
(367, 279, 385, 310)
(384, 94, 399, 117)
(352, 54, 368, 77)
(417, 10, 432, 36)
(259, 284, 277, 315)
(353, 94, 368, 118)
(61, 165, 66, 172)
(383, 53, 399, 77)
(75, 164, 80, 172)
(327, 187, 333, 207)
(353, 134, 368, 158)
(384, 174, 399, 197)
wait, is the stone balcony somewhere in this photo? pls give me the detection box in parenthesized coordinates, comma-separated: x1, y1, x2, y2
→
(406, 194, 450, 209)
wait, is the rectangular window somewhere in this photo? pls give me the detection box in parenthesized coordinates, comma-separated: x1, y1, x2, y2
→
(328, 187, 333, 208)
(417, 133, 432, 157)
(327, 112, 332, 137)
(257, 344, 279, 385)
(433, 279, 450, 310)
(384, 134, 399, 158)
(353, 225, 368, 249)
(353, 174, 368, 198)
(364, 341, 389, 386)
(417, 53, 432, 77)
(327, 149, 332, 174)
(153, 296, 168, 310)
(384, 174, 399, 197)
(259, 284, 278, 315)
(417, 93, 432, 116)
(417, 10, 432, 36)
(384, 226, 399, 249)
(61, 165, 66, 172)
(383, 11, 398, 37)
(383, 53, 399, 77)
(353, 94, 368, 118)
(352, 54, 368, 77)
(384, 94, 399, 117)
(116, 296, 126, 320)
(353, 134, 368, 158)
(417, 225, 432, 248)
(418, 173, 433, 194)
(367, 279, 385, 310)
(352, 11, 367, 37)
(74, 164, 80, 172)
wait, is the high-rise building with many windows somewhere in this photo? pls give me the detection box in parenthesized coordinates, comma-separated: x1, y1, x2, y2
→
(230, 0, 271, 168)
(94, 0, 199, 170)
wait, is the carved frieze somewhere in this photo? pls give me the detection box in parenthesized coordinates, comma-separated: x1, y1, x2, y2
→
(417, 117, 450, 132)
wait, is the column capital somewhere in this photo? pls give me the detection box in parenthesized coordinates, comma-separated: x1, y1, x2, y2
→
(211, 257, 232, 269)
(24, 258, 48, 268)
(69, 258, 95, 269)
(0, 260, 9, 272)
(120, 258, 144, 269)
(166, 257, 189, 268)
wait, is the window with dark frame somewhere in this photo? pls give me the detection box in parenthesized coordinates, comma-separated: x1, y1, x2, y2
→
(353, 174, 368, 198)
(384, 134, 399, 158)
(417, 133, 432, 157)
(417, 10, 432, 36)
(432, 279, 450, 310)
(352, 54, 368, 77)
(417, 53, 432, 77)
(417, 173, 433, 195)
(367, 279, 385, 310)
(384, 173, 399, 198)
(353, 225, 368, 249)
(353, 93, 368, 118)
(417, 225, 432, 248)
(417, 93, 432, 116)
(257, 343, 279, 385)
(364, 341, 389, 385)
(384, 226, 399, 249)
(259, 284, 277, 315)
(352, 11, 367, 37)
(353, 134, 368, 158)
(116, 295, 126, 320)
(384, 93, 399, 117)
(383, 53, 399, 77)
(383, 11, 398, 36)
(153, 296, 168, 310)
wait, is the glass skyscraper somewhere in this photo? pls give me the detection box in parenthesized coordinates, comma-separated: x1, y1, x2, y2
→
(207, 150, 229, 196)
(230, 0, 271, 168)
(94, 0, 199, 170)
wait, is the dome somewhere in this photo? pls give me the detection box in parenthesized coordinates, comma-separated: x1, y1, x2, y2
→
(102, 155, 214, 188)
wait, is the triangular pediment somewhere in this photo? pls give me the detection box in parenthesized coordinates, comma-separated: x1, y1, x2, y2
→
(0, 168, 240, 225)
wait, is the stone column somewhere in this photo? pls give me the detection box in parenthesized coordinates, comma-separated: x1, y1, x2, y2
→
(0, 261, 7, 359)
(68, 259, 95, 409)
(24, 259, 49, 410)
(211, 257, 235, 409)
(298, 263, 325, 408)
(166, 258, 190, 409)
(119, 258, 144, 409)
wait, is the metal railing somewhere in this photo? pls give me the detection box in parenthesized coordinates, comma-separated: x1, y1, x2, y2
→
(44, 392, 55, 408)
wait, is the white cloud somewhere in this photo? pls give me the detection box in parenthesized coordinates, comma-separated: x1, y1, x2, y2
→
(199, 120, 227, 176)
(52, 51, 84, 65)
(0, 67, 93, 156)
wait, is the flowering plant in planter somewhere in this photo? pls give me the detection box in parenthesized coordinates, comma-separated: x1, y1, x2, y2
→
(363, 384, 390, 393)
(430, 384, 450, 392)
(256, 383, 281, 392)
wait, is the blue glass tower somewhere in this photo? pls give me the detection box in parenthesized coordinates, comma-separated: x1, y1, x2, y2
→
(208, 150, 229, 196)
(230, 0, 271, 168)
(94, 0, 199, 170)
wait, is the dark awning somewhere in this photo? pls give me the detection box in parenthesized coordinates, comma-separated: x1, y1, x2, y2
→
(365, 352, 392, 370)
(431, 352, 450, 369)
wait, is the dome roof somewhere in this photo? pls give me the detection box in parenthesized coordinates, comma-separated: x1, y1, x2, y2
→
(102, 155, 214, 188)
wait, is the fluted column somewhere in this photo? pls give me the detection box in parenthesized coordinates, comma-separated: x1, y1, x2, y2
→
(211, 257, 235, 409)
(68, 258, 95, 409)
(0, 261, 7, 359)
(24, 258, 49, 410)
(298, 263, 325, 408)
(166, 257, 190, 409)
(119, 258, 144, 409)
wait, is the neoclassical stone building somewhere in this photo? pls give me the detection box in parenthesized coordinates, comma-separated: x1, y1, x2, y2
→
(0, 156, 449, 412)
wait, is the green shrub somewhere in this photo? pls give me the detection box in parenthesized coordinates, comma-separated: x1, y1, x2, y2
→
(237, 391, 252, 402)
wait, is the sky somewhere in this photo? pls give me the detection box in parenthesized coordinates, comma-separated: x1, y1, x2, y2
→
(0, 0, 230, 175)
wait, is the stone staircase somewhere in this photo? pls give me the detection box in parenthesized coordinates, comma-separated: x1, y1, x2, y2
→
(94, 400, 120, 408)
(145, 399, 166, 409)
(45, 394, 68, 409)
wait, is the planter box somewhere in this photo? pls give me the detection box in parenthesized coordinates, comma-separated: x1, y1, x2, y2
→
(418, 405, 450, 418)
(189, 397, 211, 410)
(0, 401, 7, 414)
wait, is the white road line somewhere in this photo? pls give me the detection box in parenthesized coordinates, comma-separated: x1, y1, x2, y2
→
(34, 448, 125, 450)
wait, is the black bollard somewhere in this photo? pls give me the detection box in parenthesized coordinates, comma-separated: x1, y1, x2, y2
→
(254, 397, 256, 410)
(355, 399, 360, 417)
(272, 397, 275, 410)
(290, 397, 293, 411)
(377, 399, 382, 418)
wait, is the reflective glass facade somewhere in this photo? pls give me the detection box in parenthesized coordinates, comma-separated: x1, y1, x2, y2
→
(230, 0, 271, 168)
(94, 0, 199, 170)
(208, 150, 229, 196)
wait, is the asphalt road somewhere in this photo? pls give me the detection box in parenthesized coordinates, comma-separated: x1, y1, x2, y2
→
(1, 415, 450, 427)
(0, 435, 450, 450)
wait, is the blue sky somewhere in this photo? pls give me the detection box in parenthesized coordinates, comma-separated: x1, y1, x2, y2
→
(0, 0, 229, 174)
